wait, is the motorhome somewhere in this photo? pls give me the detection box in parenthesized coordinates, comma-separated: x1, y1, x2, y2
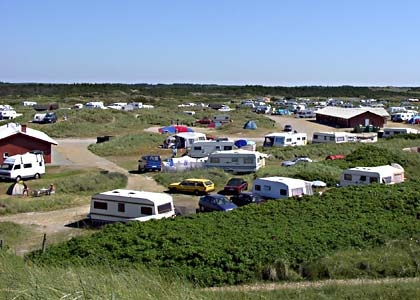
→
(312, 132, 358, 144)
(189, 139, 236, 158)
(85, 101, 105, 109)
(0, 152, 45, 181)
(88, 189, 175, 224)
(296, 109, 316, 118)
(0, 110, 17, 120)
(382, 127, 418, 138)
(263, 132, 307, 147)
(206, 149, 266, 173)
(252, 176, 313, 200)
(165, 132, 207, 149)
(391, 111, 417, 122)
(340, 164, 405, 187)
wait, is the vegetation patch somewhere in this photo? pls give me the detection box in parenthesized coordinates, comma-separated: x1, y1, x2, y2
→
(28, 181, 420, 286)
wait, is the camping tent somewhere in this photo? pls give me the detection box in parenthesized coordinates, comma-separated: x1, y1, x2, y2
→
(6, 181, 25, 195)
(408, 116, 420, 124)
(158, 125, 194, 134)
(243, 120, 257, 130)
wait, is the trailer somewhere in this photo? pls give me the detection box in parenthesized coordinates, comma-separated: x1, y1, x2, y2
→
(165, 132, 207, 149)
(340, 164, 405, 187)
(88, 189, 175, 223)
(189, 138, 236, 158)
(382, 127, 418, 138)
(206, 149, 266, 173)
(263, 132, 307, 147)
(252, 176, 313, 199)
(312, 131, 357, 143)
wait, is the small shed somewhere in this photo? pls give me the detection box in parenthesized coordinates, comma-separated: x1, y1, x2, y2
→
(0, 123, 57, 163)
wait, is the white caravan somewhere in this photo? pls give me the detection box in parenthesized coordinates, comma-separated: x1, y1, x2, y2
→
(189, 139, 236, 158)
(167, 132, 207, 149)
(312, 132, 357, 144)
(263, 132, 307, 147)
(85, 101, 105, 109)
(340, 164, 405, 187)
(382, 127, 418, 138)
(0, 152, 45, 181)
(206, 149, 266, 173)
(252, 176, 313, 200)
(0, 110, 18, 120)
(88, 189, 175, 223)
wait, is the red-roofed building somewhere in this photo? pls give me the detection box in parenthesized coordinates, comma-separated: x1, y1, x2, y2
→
(0, 123, 58, 163)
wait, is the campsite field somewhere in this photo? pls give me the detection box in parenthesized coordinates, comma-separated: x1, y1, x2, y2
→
(1, 90, 420, 297)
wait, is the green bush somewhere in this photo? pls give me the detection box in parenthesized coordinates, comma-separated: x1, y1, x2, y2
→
(28, 181, 420, 286)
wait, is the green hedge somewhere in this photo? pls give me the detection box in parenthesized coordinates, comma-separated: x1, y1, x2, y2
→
(28, 181, 420, 286)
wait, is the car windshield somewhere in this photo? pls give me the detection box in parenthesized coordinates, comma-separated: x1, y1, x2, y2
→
(227, 178, 242, 185)
(214, 196, 229, 205)
(0, 163, 13, 170)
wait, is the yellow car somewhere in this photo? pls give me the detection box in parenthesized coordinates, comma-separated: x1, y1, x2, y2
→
(168, 178, 215, 195)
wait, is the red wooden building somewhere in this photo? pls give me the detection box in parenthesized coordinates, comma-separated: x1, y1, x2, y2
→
(0, 123, 58, 163)
(315, 107, 389, 128)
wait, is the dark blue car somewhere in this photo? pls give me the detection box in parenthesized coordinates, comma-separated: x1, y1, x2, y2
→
(198, 194, 237, 212)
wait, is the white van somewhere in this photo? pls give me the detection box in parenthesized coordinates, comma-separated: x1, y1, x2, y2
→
(189, 139, 236, 158)
(0, 110, 18, 120)
(0, 152, 45, 181)
(88, 189, 175, 223)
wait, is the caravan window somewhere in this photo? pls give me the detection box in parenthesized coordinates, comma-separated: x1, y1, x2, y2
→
(343, 173, 352, 181)
(302, 137, 306, 141)
(291, 188, 303, 196)
(254, 184, 261, 191)
(263, 185, 271, 191)
(280, 189, 287, 196)
(232, 157, 239, 163)
(118, 203, 125, 212)
(382, 176, 392, 184)
(244, 157, 254, 164)
(141, 207, 153, 215)
(24, 163, 32, 169)
(158, 203, 173, 214)
(223, 146, 233, 150)
(313, 135, 318, 139)
(286, 138, 292, 142)
(369, 177, 378, 183)
(330, 137, 335, 141)
(193, 146, 202, 151)
(94, 201, 108, 210)
(360, 176, 366, 182)
(337, 137, 345, 142)
(210, 157, 220, 163)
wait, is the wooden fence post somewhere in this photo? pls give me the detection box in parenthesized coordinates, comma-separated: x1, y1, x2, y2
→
(41, 234, 47, 253)
(0, 239, 3, 250)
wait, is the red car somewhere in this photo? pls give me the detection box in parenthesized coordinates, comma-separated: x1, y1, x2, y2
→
(223, 178, 248, 194)
(325, 154, 346, 160)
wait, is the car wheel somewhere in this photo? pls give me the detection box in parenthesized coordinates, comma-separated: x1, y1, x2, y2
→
(34, 173, 41, 179)
(168, 188, 176, 193)
(194, 190, 200, 195)
(199, 205, 205, 212)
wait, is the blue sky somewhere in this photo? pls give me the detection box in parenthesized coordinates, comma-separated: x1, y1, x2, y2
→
(1, 0, 420, 86)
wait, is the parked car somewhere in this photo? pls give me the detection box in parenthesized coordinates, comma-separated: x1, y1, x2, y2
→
(223, 178, 248, 194)
(41, 112, 57, 124)
(325, 154, 346, 160)
(284, 124, 293, 132)
(230, 192, 265, 207)
(138, 155, 162, 172)
(168, 178, 215, 195)
(195, 117, 212, 125)
(281, 156, 312, 167)
(198, 194, 237, 212)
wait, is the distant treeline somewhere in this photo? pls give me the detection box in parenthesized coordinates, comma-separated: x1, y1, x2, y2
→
(0, 82, 418, 99)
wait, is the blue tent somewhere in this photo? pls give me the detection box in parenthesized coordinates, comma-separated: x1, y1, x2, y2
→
(408, 116, 420, 124)
(243, 120, 257, 130)
(234, 139, 248, 147)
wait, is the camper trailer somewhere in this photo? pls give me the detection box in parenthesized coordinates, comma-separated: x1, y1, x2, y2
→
(88, 189, 175, 223)
(312, 132, 357, 144)
(252, 176, 313, 200)
(0, 110, 17, 120)
(206, 149, 265, 173)
(296, 109, 316, 118)
(391, 111, 417, 122)
(85, 101, 105, 109)
(189, 139, 236, 158)
(166, 132, 207, 149)
(263, 132, 307, 147)
(382, 127, 418, 138)
(340, 164, 405, 187)
(0, 152, 45, 181)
